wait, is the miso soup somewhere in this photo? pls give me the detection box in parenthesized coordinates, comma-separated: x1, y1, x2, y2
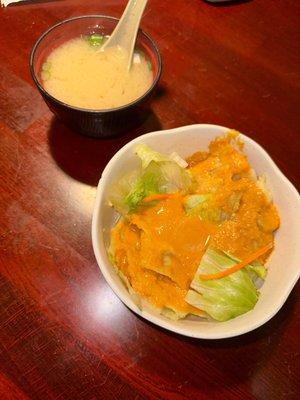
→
(41, 34, 153, 110)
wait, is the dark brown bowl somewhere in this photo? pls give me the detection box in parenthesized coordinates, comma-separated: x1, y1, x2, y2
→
(30, 15, 162, 138)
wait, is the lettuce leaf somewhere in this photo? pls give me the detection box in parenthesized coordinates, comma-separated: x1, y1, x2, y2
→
(246, 262, 267, 280)
(124, 162, 162, 211)
(135, 144, 187, 169)
(183, 194, 209, 213)
(108, 169, 141, 215)
(108, 146, 192, 214)
(223, 251, 267, 280)
(185, 248, 259, 321)
(183, 191, 243, 223)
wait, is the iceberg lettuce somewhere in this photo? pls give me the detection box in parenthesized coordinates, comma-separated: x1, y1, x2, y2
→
(183, 194, 209, 213)
(223, 251, 267, 280)
(135, 144, 188, 169)
(185, 248, 264, 321)
(108, 145, 192, 214)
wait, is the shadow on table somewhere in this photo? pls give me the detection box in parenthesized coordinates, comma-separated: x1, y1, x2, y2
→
(186, 289, 297, 391)
(205, 0, 252, 7)
(47, 109, 162, 186)
(135, 285, 297, 393)
(187, 286, 296, 345)
(11, 0, 73, 6)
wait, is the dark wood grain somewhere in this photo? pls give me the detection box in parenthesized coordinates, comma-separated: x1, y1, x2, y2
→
(0, 1, 299, 399)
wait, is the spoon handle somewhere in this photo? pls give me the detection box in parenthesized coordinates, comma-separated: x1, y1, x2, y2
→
(102, 0, 148, 68)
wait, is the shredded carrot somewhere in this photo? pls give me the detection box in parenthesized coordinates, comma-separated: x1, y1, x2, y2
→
(200, 242, 274, 280)
(143, 193, 174, 203)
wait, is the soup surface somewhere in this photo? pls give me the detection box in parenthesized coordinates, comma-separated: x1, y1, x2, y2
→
(41, 36, 153, 109)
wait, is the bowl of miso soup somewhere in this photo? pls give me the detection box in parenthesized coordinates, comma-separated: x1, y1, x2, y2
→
(30, 15, 162, 138)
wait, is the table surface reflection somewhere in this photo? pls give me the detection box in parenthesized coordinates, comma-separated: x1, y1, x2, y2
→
(0, 0, 299, 399)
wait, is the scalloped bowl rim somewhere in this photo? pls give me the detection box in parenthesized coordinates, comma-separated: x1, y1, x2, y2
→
(92, 124, 300, 339)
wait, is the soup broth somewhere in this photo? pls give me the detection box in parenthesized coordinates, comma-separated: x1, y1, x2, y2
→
(41, 35, 153, 110)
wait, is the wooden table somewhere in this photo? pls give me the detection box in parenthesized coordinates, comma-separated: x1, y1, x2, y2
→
(0, 0, 299, 399)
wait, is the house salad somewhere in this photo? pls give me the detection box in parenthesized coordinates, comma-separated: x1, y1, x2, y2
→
(107, 131, 280, 321)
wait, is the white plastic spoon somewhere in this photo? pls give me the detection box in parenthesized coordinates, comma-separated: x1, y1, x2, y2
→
(102, 0, 148, 70)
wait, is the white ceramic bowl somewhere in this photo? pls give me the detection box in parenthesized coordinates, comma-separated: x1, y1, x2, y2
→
(92, 124, 300, 339)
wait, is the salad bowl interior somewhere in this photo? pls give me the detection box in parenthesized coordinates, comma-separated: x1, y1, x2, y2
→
(92, 124, 300, 339)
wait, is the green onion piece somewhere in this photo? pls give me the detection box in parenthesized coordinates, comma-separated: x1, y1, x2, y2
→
(42, 71, 51, 81)
(87, 34, 105, 47)
(42, 61, 51, 72)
